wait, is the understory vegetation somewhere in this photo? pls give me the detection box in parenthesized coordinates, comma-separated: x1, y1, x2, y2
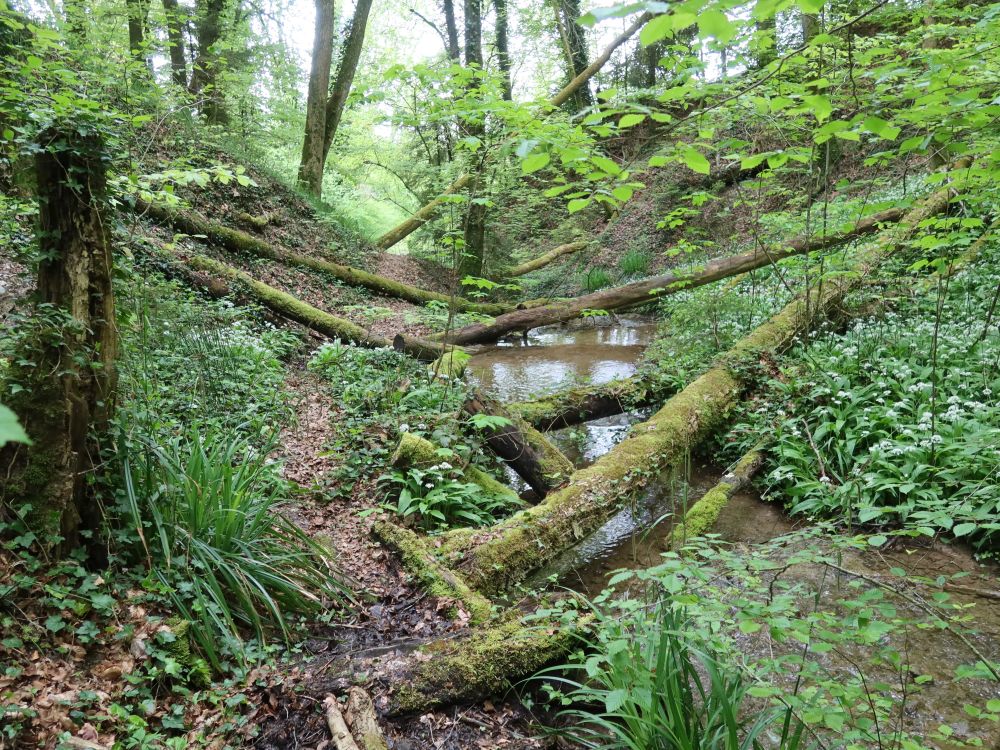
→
(1, 0, 999, 747)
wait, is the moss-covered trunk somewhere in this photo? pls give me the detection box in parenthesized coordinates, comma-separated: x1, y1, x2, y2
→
(439, 183, 958, 596)
(2, 130, 117, 549)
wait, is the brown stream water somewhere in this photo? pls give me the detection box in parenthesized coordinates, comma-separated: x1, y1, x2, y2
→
(467, 318, 1000, 745)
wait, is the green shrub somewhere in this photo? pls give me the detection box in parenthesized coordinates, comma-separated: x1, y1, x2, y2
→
(375, 462, 522, 532)
(118, 425, 353, 668)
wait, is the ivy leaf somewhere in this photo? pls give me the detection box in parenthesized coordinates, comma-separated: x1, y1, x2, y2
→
(680, 146, 711, 175)
(0, 405, 30, 448)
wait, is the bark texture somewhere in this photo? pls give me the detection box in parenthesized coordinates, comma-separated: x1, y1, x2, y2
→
(494, 0, 512, 100)
(126, 0, 151, 69)
(136, 199, 512, 315)
(322, 0, 374, 164)
(344, 689, 388, 750)
(1, 131, 116, 549)
(189, 0, 228, 123)
(463, 393, 574, 496)
(436, 206, 906, 346)
(298, 0, 335, 196)
(508, 241, 588, 277)
(441, 183, 958, 596)
(555, 0, 594, 110)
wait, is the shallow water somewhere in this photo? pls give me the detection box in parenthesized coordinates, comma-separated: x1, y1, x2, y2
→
(466, 316, 656, 403)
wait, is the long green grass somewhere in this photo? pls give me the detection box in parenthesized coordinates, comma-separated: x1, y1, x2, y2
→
(120, 425, 353, 668)
(536, 603, 803, 750)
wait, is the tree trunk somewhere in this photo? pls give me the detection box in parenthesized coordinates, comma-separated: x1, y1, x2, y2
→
(459, 0, 487, 279)
(189, 0, 229, 124)
(375, 11, 651, 251)
(135, 199, 514, 315)
(390, 432, 518, 500)
(321, 0, 374, 166)
(435, 206, 906, 346)
(509, 372, 673, 430)
(755, 16, 777, 68)
(126, 0, 151, 70)
(1, 130, 116, 550)
(298, 0, 335, 196)
(440, 181, 960, 596)
(508, 241, 587, 276)
(162, 0, 189, 87)
(556, 0, 593, 110)
(801, 11, 820, 43)
(463, 393, 575, 496)
(442, 0, 460, 60)
(494, 0, 512, 100)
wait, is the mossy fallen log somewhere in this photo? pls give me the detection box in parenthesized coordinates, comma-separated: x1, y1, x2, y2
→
(434, 207, 907, 346)
(137, 199, 510, 316)
(668, 445, 765, 550)
(383, 615, 586, 715)
(508, 241, 588, 277)
(428, 349, 471, 379)
(149, 243, 450, 360)
(463, 393, 575, 496)
(375, 173, 474, 250)
(440, 181, 960, 596)
(391, 432, 518, 500)
(371, 520, 493, 624)
(508, 373, 675, 430)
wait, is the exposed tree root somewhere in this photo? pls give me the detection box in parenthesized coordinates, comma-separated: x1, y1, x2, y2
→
(435, 183, 958, 596)
(508, 241, 588, 277)
(463, 393, 574, 496)
(136, 199, 510, 315)
(432, 206, 906, 346)
(324, 695, 361, 750)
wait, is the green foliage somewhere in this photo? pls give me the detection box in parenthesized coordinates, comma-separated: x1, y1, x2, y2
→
(0, 403, 29, 447)
(375, 460, 521, 533)
(618, 249, 652, 278)
(117, 425, 352, 669)
(535, 603, 790, 749)
(764, 246, 1000, 549)
(581, 266, 614, 292)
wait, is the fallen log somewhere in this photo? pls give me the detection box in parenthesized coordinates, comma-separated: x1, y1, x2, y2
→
(372, 520, 493, 624)
(382, 615, 587, 715)
(324, 695, 361, 750)
(434, 206, 907, 346)
(344, 688, 388, 750)
(508, 373, 675, 430)
(463, 393, 575, 496)
(436, 180, 961, 596)
(508, 241, 589, 277)
(391, 432, 519, 501)
(137, 199, 510, 316)
(146, 242, 452, 360)
(668, 444, 766, 550)
(374, 13, 652, 252)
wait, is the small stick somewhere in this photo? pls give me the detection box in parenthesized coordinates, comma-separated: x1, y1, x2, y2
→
(324, 695, 361, 750)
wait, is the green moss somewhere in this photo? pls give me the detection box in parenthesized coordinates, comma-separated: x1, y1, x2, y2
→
(373, 521, 493, 623)
(392, 432, 518, 500)
(389, 614, 586, 715)
(429, 350, 471, 379)
(162, 618, 212, 687)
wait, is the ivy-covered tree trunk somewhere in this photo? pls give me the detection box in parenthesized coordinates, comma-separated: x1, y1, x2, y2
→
(494, 0, 512, 100)
(556, 0, 593, 110)
(321, 0, 374, 167)
(162, 0, 188, 87)
(1, 130, 117, 550)
(126, 0, 152, 70)
(459, 0, 487, 279)
(298, 0, 335, 196)
(189, 0, 229, 124)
